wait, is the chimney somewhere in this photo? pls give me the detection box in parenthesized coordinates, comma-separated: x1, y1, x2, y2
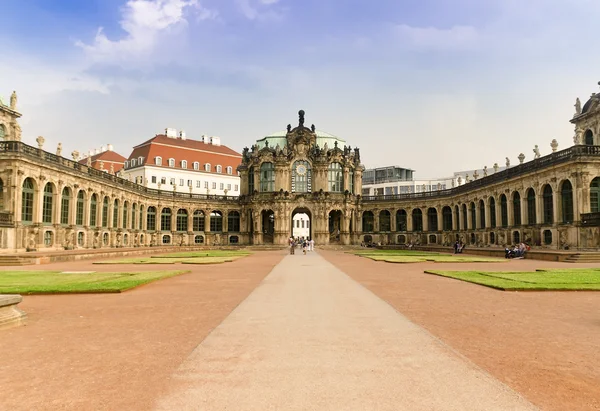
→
(165, 127, 177, 138)
(210, 136, 221, 146)
(107, 144, 113, 151)
(179, 130, 186, 140)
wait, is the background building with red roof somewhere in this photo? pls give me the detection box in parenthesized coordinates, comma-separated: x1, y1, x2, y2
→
(119, 128, 242, 196)
(79, 144, 127, 173)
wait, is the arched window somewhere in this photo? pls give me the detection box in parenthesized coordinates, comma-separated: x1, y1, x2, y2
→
(138, 156, 143, 164)
(228, 211, 240, 232)
(76, 191, 85, 226)
(89, 194, 97, 227)
(362, 211, 374, 232)
(193, 161, 200, 170)
(454, 205, 459, 230)
(21, 178, 34, 223)
(210, 211, 223, 232)
(61, 187, 71, 225)
(176, 209, 188, 232)
(130, 159, 136, 167)
(561, 180, 574, 223)
(248, 166, 255, 193)
(227, 166, 233, 175)
(205, 163, 211, 172)
(442, 206, 452, 231)
(470, 202, 476, 229)
(292, 160, 311, 193)
(181, 160, 187, 169)
(478, 200, 485, 229)
(500, 195, 508, 227)
(526, 188, 536, 224)
(138, 205, 144, 230)
(131, 203, 136, 230)
(513, 192, 521, 226)
(122, 201, 128, 229)
(349, 172, 354, 194)
(427, 208, 438, 231)
(0, 178, 3, 211)
(543, 185, 553, 224)
(77, 231, 84, 246)
(489, 197, 496, 228)
(193, 210, 205, 231)
(168, 158, 175, 167)
(0, 124, 5, 140)
(42, 183, 54, 224)
(379, 210, 391, 231)
(147, 206, 156, 231)
(412, 209, 423, 232)
(328, 162, 343, 192)
(113, 199, 119, 228)
(216, 165, 222, 173)
(396, 209, 407, 231)
(590, 177, 600, 213)
(462, 204, 468, 230)
(260, 162, 275, 192)
(585, 129, 594, 145)
(161, 208, 172, 231)
(102, 197, 109, 227)
(155, 156, 162, 166)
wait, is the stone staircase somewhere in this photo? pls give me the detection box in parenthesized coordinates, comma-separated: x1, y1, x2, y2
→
(564, 252, 600, 263)
(0, 255, 36, 266)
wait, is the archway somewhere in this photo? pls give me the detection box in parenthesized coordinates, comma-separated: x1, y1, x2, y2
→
(329, 210, 343, 243)
(291, 207, 312, 242)
(261, 209, 275, 243)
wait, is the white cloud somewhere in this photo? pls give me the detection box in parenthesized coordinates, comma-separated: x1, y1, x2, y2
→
(76, 0, 215, 63)
(236, 0, 283, 21)
(394, 24, 479, 51)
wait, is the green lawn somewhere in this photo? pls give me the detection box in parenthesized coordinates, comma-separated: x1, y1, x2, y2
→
(0, 270, 190, 294)
(94, 256, 240, 265)
(425, 268, 600, 290)
(350, 249, 504, 263)
(155, 250, 251, 258)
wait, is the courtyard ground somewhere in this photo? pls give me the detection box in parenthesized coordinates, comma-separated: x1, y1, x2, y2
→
(0, 249, 598, 410)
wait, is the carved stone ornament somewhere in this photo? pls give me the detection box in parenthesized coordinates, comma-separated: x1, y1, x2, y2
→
(505, 157, 510, 168)
(56, 143, 62, 157)
(551, 139, 558, 153)
(493, 163, 499, 173)
(473, 170, 479, 180)
(36, 135, 45, 149)
(518, 153, 525, 164)
(533, 145, 540, 159)
(71, 150, 80, 161)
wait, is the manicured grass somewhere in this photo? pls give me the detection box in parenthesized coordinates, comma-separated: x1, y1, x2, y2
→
(95, 256, 240, 265)
(350, 249, 440, 256)
(156, 250, 251, 258)
(353, 250, 504, 263)
(0, 270, 190, 294)
(425, 268, 600, 290)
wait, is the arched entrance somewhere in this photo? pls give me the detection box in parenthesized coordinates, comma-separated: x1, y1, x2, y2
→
(329, 210, 343, 243)
(261, 209, 275, 243)
(291, 207, 312, 241)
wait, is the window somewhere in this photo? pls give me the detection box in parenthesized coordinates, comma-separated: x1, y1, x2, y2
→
(181, 160, 187, 169)
(152, 176, 157, 184)
(227, 184, 231, 190)
(413, 209, 423, 231)
(527, 188, 536, 224)
(229, 235, 239, 244)
(168, 158, 175, 167)
(396, 210, 407, 231)
(131, 204, 136, 230)
(21, 178, 34, 223)
(349, 172, 355, 194)
(138, 156, 143, 164)
(42, 183, 54, 224)
(161, 177, 166, 185)
(61, 187, 71, 225)
(591, 177, 600, 213)
(234, 184, 238, 191)
(489, 197, 496, 228)
(161, 208, 172, 231)
(0, 124, 5, 141)
(260, 162, 275, 192)
(124, 161, 128, 169)
(428, 208, 438, 231)
(212, 182, 216, 189)
(442, 206, 452, 231)
(205, 163, 211, 172)
(196, 181, 201, 188)
(543, 185, 553, 224)
(500, 195, 508, 228)
(131, 159, 136, 167)
(328, 162, 343, 192)
(138, 205, 144, 230)
(193, 162, 199, 170)
(113, 199, 119, 228)
(179, 179, 184, 186)
(122, 202, 128, 229)
(162, 235, 171, 244)
(187, 180, 192, 187)
(194, 235, 204, 244)
(102, 197, 109, 227)
(479, 200, 485, 228)
(362, 211, 374, 232)
(204, 181, 209, 189)
(103, 232, 109, 246)
(76, 191, 84, 226)
(292, 161, 311, 193)
(227, 166, 233, 175)
(44, 231, 53, 246)
(220, 183, 224, 190)
(379, 210, 391, 231)
(513, 192, 522, 225)
(470, 203, 476, 229)
(170, 178, 175, 185)
(544, 229, 553, 245)
(561, 180, 574, 223)
(210, 211, 223, 232)
(155, 156, 162, 166)
(77, 232, 84, 246)
(90, 195, 98, 227)
(248, 167, 255, 192)
(147, 207, 156, 231)
(176, 209, 188, 232)
(216, 165, 222, 173)
(228, 211, 240, 232)
(193, 210, 205, 231)
(462, 204, 467, 230)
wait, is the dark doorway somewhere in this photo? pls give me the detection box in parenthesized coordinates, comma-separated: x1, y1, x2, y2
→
(329, 210, 343, 243)
(261, 210, 275, 243)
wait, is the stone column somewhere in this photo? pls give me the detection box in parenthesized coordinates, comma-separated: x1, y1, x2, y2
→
(452, 207, 458, 231)
(520, 195, 527, 226)
(552, 186, 560, 224)
(437, 208, 443, 232)
(407, 210, 413, 232)
(390, 210, 397, 232)
(507, 195, 514, 227)
(474, 205, 480, 229)
(422, 208, 429, 232)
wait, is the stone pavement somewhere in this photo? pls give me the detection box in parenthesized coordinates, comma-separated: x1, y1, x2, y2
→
(155, 252, 537, 411)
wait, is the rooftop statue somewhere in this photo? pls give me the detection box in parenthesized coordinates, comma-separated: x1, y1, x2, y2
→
(311, 124, 315, 132)
(533, 145, 540, 159)
(575, 97, 581, 116)
(298, 110, 305, 127)
(287, 124, 291, 133)
(10, 91, 17, 110)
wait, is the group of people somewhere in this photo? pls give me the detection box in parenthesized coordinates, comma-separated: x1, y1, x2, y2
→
(505, 242, 529, 259)
(289, 237, 315, 255)
(453, 241, 466, 254)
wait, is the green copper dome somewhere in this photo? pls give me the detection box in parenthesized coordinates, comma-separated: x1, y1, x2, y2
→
(255, 130, 347, 150)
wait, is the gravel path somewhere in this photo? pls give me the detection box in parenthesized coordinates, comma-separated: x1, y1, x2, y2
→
(156, 252, 536, 411)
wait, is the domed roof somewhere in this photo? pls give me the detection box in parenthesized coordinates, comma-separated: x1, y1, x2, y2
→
(582, 94, 598, 114)
(256, 130, 347, 149)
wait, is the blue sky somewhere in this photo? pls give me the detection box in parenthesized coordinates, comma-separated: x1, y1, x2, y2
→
(1, 0, 599, 177)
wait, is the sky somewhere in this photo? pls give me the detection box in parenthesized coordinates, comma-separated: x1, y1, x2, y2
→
(1, 0, 599, 178)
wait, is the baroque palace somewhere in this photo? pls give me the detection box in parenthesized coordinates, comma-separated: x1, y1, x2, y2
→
(1, 88, 600, 252)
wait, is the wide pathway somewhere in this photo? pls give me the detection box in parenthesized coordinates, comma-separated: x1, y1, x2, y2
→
(155, 252, 536, 411)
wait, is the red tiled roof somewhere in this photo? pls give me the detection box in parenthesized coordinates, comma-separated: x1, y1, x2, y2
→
(78, 150, 127, 172)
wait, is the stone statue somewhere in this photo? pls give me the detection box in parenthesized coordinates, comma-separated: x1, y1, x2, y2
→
(533, 145, 540, 159)
(298, 110, 305, 128)
(264, 140, 269, 148)
(287, 124, 291, 133)
(282, 144, 289, 156)
(493, 163, 499, 173)
(473, 170, 479, 180)
(275, 143, 281, 154)
(465, 174, 470, 183)
(110, 163, 115, 174)
(311, 124, 316, 132)
(422, 184, 426, 192)
(99, 160, 104, 170)
(12, 120, 22, 141)
(334, 141, 338, 149)
(56, 143, 62, 157)
(87, 155, 92, 167)
(483, 166, 488, 177)
(354, 147, 360, 163)
(242, 147, 249, 160)
(323, 142, 328, 152)
(93, 233, 99, 248)
(10, 91, 17, 110)
(71, 150, 80, 161)
(36, 136, 45, 149)
(551, 139, 558, 152)
(518, 153, 525, 164)
(575, 97, 581, 116)
(505, 157, 510, 168)
(457, 176, 462, 185)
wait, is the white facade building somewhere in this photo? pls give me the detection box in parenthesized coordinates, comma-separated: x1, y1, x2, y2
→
(119, 129, 242, 196)
(292, 213, 310, 239)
